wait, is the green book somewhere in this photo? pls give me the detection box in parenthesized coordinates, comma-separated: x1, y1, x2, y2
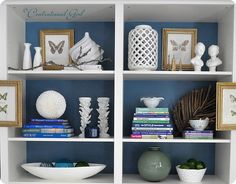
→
(136, 108, 169, 113)
(133, 120, 170, 124)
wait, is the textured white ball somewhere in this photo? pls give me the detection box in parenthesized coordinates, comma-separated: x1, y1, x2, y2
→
(36, 90, 66, 119)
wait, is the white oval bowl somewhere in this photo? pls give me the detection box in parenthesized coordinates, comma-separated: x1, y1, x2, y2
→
(176, 165, 207, 183)
(189, 119, 209, 131)
(21, 163, 106, 181)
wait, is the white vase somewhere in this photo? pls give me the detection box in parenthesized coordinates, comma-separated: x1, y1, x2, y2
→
(23, 43, 32, 70)
(33, 47, 42, 69)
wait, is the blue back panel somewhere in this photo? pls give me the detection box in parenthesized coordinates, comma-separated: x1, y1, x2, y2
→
(26, 22, 217, 175)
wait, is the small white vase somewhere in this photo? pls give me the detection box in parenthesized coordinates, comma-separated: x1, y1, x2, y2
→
(23, 43, 32, 70)
(33, 47, 42, 69)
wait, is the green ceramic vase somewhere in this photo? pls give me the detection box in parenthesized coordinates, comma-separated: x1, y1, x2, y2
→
(138, 146, 171, 181)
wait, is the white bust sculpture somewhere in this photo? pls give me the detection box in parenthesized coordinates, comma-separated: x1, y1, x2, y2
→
(206, 45, 222, 72)
(191, 42, 205, 71)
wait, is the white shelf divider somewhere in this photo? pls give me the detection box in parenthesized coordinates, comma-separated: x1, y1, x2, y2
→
(8, 137, 114, 142)
(8, 70, 115, 80)
(123, 71, 232, 81)
(123, 137, 231, 144)
(123, 174, 226, 184)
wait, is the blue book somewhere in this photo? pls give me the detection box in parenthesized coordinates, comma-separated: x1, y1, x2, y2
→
(31, 119, 68, 123)
(132, 131, 173, 135)
(134, 114, 170, 118)
(184, 130, 213, 133)
(23, 124, 71, 129)
(27, 122, 69, 125)
(132, 123, 173, 128)
(22, 133, 74, 138)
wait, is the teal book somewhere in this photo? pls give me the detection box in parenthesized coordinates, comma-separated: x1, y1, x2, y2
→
(136, 108, 169, 113)
(22, 128, 74, 134)
(133, 120, 170, 124)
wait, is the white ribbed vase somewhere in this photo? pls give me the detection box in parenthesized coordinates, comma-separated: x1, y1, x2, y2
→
(128, 25, 158, 71)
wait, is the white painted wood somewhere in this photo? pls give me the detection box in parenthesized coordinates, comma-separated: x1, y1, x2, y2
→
(8, 70, 115, 80)
(114, 2, 124, 184)
(123, 174, 226, 184)
(8, 137, 114, 142)
(124, 4, 233, 22)
(123, 71, 232, 81)
(218, 6, 235, 73)
(7, 5, 25, 69)
(9, 174, 113, 184)
(229, 131, 236, 184)
(123, 137, 231, 143)
(6, 4, 115, 22)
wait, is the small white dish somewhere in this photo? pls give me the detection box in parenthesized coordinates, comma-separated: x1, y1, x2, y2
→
(189, 118, 209, 131)
(21, 163, 106, 181)
(176, 165, 207, 183)
(140, 97, 164, 108)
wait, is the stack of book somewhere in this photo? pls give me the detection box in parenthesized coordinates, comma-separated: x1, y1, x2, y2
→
(183, 130, 213, 139)
(130, 108, 173, 139)
(22, 119, 74, 138)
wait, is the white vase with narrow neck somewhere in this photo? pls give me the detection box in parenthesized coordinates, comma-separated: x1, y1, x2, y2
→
(33, 47, 42, 70)
(23, 43, 32, 70)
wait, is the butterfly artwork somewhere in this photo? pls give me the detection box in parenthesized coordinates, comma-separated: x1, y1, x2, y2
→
(48, 41, 65, 54)
(231, 110, 236, 117)
(0, 92, 7, 100)
(0, 104, 8, 114)
(170, 40, 189, 52)
(230, 94, 236, 103)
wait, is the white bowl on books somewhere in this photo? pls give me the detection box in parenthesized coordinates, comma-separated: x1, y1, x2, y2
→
(176, 165, 207, 183)
(189, 118, 209, 131)
(140, 97, 164, 108)
(21, 163, 106, 181)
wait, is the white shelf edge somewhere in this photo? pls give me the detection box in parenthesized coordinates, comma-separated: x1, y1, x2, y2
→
(123, 71, 233, 80)
(9, 174, 113, 184)
(124, 71, 233, 75)
(8, 70, 115, 75)
(8, 70, 115, 80)
(123, 137, 231, 143)
(8, 137, 114, 142)
(123, 174, 226, 184)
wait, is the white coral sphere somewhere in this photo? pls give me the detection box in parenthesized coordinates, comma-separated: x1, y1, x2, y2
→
(36, 90, 66, 119)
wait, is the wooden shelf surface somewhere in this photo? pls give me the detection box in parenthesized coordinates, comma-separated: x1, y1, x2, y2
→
(8, 70, 114, 80)
(123, 71, 232, 81)
(8, 137, 114, 142)
(123, 137, 231, 143)
(9, 174, 113, 184)
(123, 174, 226, 184)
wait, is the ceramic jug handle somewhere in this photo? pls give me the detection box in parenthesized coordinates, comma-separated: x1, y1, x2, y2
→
(140, 98, 145, 102)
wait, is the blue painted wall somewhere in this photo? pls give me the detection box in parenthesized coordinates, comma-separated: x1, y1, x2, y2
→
(26, 22, 115, 70)
(26, 22, 217, 175)
(124, 22, 218, 70)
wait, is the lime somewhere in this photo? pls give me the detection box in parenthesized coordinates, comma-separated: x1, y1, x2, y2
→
(180, 163, 190, 169)
(187, 158, 197, 163)
(195, 161, 206, 169)
(75, 161, 89, 167)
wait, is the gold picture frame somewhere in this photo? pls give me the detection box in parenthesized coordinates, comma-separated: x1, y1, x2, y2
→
(216, 82, 236, 130)
(162, 28, 197, 71)
(0, 80, 22, 127)
(40, 29, 74, 65)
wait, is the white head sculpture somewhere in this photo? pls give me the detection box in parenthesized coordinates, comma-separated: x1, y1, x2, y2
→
(191, 42, 205, 71)
(206, 45, 222, 72)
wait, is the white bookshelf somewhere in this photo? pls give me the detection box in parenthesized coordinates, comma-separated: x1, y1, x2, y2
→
(1, 0, 236, 184)
(8, 137, 114, 142)
(123, 71, 232, 81)
(123, 174, 226, 184)
(8, 70, 115, 80)
(123, 137, 231, 143)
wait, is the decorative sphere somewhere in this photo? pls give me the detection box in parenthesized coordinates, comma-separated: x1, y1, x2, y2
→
(138, 147, 171, 182)
(36, 90, 66, 119)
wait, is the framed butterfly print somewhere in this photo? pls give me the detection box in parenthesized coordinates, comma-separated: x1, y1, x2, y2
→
(162, 28, 197, 70)
(40, 29, 74, 66)
(217, 82, 236, 130)
(0, 81, 22, 127)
